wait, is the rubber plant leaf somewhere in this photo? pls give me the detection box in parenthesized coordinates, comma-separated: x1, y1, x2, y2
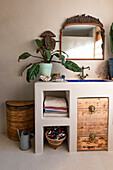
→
(44, 49, 51, 61)
(110, 23, 113, 53)
(18, 52, 31, 61)
(63, 60, 82, 72)
(26, 63, 40, 82)
(35, 39, 42, 48)
(110, 36, 113, 53)
(36, 48, 40, 53)
(21, 63, 33, 76)
(53, 50, 69, 58)
(46, 40, 60, 51)
(52, 53, 65, 64)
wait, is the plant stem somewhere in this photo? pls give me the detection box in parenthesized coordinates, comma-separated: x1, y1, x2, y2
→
(31, 55, 43, 59)
(51, 60, 62, 64)
(21, 61, 42, 76)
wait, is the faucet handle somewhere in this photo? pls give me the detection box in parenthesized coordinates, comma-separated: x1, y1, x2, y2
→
(87, 66, 90, 70)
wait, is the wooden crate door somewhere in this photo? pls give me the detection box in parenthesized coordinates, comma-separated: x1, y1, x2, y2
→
(77, 98, 108, 151)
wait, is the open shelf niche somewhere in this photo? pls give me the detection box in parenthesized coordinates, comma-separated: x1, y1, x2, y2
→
(43, 90, 70, 118)
(43, 126, 69, 152)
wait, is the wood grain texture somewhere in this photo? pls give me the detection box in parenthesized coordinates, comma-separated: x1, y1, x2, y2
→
(77, 98, 108, 151)
(77, 136, 108, 151)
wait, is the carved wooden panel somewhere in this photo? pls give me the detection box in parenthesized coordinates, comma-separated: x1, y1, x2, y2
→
(62, 14, 103, 28)
(77, 98, 108, 151)
(40, 30, 56, 50)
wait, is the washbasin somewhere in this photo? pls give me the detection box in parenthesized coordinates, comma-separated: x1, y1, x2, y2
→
(66, 79, 110, 82)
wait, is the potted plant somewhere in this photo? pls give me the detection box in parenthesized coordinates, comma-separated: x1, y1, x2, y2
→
(18, 32, 81, 82)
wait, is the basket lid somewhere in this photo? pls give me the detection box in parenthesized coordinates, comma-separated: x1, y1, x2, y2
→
(6, 101, 34, 107)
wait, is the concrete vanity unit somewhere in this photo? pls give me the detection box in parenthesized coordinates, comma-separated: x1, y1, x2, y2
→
(35, 80, 113, 154)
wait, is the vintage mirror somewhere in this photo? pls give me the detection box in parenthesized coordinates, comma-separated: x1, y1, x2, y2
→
(60, 15, 105, 60)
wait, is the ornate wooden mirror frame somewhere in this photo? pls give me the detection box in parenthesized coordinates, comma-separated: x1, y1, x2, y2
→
(60, 14, 105, 60)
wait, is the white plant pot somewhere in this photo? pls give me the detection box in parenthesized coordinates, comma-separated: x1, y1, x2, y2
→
(39, 63, 52, 76)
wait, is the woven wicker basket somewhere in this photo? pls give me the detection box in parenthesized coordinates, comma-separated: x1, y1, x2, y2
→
(6, 101, 34, 141)
(45, 131, 66, 149)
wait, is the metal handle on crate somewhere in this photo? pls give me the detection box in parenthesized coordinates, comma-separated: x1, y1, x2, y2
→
(88, 105, 95, 113)
(89, 133, 96, 142)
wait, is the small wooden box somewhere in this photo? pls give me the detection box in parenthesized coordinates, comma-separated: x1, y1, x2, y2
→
(77, 97, 108, 151)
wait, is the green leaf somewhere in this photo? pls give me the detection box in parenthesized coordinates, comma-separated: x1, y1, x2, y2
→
(46, 40, 60, 50)
(110, 37, 113, 53)
(36, 48, 40, 53)
(60, 55, 66, 64)
(44, 49, 51, 61)
(35, 39, 42, 48)
(52, 53, 65, 64)
(110, 24, 113, 53)
(53, 50, 69, 58)
(21, 63, 33, 76)
(26, 64, 40, 82)
(63, 61, 82, 72)
(18, 52, 31, 61)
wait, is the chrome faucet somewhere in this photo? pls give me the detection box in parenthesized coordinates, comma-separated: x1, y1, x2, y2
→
(78, 66, 90, 80)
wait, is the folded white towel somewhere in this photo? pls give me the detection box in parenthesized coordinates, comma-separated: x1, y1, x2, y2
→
(44, 96, 67, 108)
(43, 112, 68, 117)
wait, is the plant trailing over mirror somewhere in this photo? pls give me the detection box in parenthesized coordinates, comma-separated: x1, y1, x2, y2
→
(18, 31, 81, 82)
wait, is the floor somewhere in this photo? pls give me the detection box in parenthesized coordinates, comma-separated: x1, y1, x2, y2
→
(0, 133, 113, 170)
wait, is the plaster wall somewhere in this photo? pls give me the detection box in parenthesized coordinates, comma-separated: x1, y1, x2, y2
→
(0, 0, 113, 132)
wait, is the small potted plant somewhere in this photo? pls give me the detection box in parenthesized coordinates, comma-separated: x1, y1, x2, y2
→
(18, 31, 81, 82)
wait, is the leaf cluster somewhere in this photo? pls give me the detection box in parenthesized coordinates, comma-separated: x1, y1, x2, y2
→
(18, 39, 81, 82)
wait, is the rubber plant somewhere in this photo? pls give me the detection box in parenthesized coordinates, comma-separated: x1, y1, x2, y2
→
(110, 23, 113, 53)
(18, 39, 81, 82)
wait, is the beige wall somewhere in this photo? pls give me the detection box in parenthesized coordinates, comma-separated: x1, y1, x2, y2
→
(0, 0, 113, 132)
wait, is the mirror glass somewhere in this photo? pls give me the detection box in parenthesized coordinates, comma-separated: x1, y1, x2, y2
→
(61, 24, 104, 60)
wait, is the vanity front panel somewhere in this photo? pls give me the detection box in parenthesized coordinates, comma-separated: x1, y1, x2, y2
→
(77, 97, 108, 151)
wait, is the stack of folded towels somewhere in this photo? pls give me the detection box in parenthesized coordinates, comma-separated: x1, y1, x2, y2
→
(43, 96, 68, 117)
